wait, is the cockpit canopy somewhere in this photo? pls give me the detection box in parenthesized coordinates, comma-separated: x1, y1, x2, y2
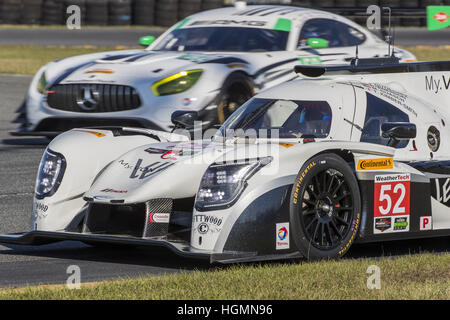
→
(217, 98, 332, 139)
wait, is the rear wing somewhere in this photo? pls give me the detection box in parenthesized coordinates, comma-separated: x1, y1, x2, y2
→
(294, 59, 450, 110)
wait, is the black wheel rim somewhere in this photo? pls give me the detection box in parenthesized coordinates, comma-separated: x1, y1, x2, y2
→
(299, 168, 354, 250)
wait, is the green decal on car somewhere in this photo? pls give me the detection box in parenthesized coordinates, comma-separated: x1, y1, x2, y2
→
(178, 54, 212, 63)
(175, 18, 191, 29)
(427, 6, 450, 30)
(274, 18, 291, 32)
(297, 56, 322, 65)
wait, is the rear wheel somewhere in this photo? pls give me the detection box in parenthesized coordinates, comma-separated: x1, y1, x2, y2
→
(290, 153, 361, 260)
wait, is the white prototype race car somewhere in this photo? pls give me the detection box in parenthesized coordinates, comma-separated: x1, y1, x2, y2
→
(1, 57, 449, 262)
(13, 4, 416, 137)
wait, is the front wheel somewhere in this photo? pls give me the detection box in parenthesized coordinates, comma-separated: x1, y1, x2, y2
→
(290, 153, 361, 260)
(216, 73, 254, 124)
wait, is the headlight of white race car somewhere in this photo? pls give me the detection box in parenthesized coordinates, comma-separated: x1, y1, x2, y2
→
(35, 149, 66, 199)
(151, 69, 203, 96)
(36, 71, 47, 94)
(195, 157, 272, 211)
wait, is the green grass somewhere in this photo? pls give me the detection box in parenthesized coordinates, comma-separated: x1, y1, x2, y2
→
(0, 253, 448, 300)
(0, 45, 449, 75)
(402, 45, 450, 61)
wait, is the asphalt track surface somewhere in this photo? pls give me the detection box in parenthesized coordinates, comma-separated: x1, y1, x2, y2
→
(0, 75, 448, 288)
(0, 27, 449, 47)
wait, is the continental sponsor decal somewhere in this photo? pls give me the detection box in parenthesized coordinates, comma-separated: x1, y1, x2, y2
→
(357, 158, 393, 171)
(293, 161, 317, 204)
(73, 129, 106, 138)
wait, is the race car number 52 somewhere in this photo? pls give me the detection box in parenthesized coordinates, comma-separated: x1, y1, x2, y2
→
(374, 174, 410, 217)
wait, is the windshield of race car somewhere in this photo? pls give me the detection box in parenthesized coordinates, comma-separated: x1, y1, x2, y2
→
(153, 27, 289, 52)
(217, 98, 332, 139)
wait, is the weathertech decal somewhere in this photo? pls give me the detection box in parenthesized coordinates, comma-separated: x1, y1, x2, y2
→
(373, 173, 410, 234)
(357, 158, 393, 171)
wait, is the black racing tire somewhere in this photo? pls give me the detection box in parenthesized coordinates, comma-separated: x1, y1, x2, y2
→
(214, 72, 254, 125)
(290, 153, 361, 260)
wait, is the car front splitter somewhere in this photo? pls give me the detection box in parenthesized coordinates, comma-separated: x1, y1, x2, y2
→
(0, 231, 262, 264)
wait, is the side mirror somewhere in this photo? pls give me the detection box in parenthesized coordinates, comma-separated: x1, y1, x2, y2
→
(171, 110, 198, 130)
(381, 122, 416, 147)
(139, 35, 155, 47)
(306, 37, 329, 49)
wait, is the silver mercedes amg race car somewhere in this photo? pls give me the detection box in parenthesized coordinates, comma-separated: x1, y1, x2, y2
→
(1, 57, 448, 262)
(12, 4, 416, 137)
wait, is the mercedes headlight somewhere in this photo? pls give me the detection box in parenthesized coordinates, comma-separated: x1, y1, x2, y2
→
(36, 71, 47, 94)
(35, 149, 66, 199)
(195, 157, 272, 211)
(152, 69, 203, 96)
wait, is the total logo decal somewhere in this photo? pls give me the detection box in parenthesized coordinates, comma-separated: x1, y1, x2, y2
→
(373, 173, 410, 234)
(276, 223, 289, 250)
(149, 212, 170, 224)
